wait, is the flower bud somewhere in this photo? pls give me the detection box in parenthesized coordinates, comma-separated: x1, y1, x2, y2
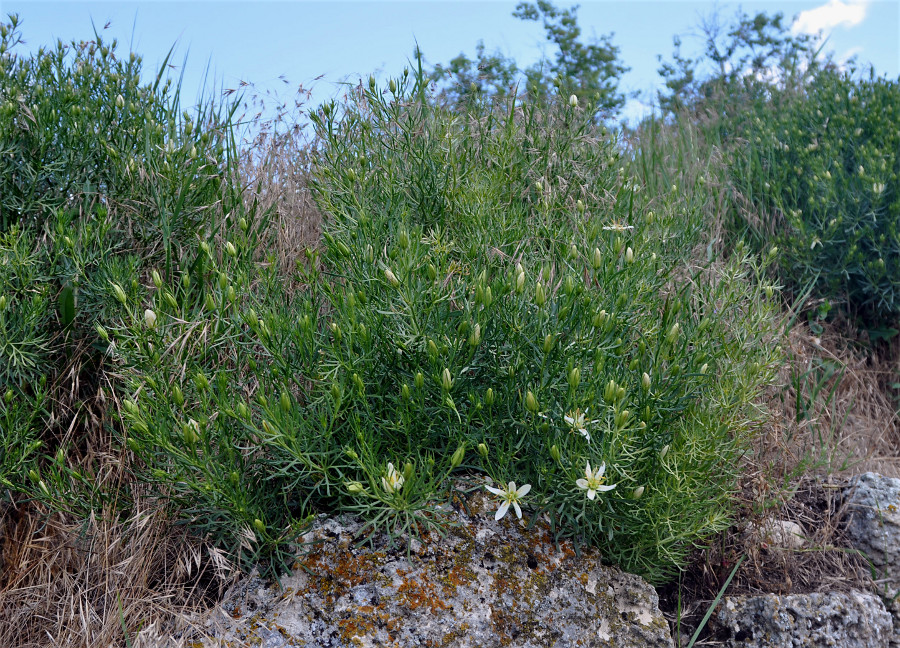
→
(163, 291, 178, 310)
(485, 387, 494, 406)
(205, 294, 217, 311)
(516, 271, 525, 294)
(525, 390, 539, 413)
(414, 372, 425, 389)
(483, 286, 493, 307)
(568, 94, 578, 108)
(116, 94, 125, 108)
(700, 363, 709, 374)
(450, 444, 465, 468)
(535, 282, 546, 307)
(389, 79, 397, 93)
(383, 267, 400, 287)
(280, 391, 292, 414)
(226, 241, 237, 257)
(144, 308, 156, 328)
(402, 461, 414, 482)
(427, 264, 437, 281)
(194, 372, 208, 391)
(568, 366, 581, 389)
(477, 442, 489, 458)
(95, 324, 109, 341)
(172, 384, 184, 407)
(549, 444, 561, 462)
(666, 322, 680, 346)
(441, 368, 453, 392)
(604, 380, 617, 404)
(111, 282, 127, 305)
(352, 373, 365, 394)
(346, 481, 365, 495)
(183, 419, 200, 444)
(632, 486, 645, 500)
(577, 199, 585, 213)
(397, 229, 409, 250)
(659, 444, 669, 460)
(253, 519, 266, 534)
(468, 323, 481, 347)
(543, 333, 554, 354)
(427, 339, 439, 361)
(625, 247, 634, 264)
(4, 389, 13, 404)
(592, 248, 602, 270)
(151, 269, 162, 288)
(592, 310, 608, 328)
(642, 372, 651, 392)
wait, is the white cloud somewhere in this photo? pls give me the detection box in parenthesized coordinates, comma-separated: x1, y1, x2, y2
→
(792, 0, 870, 36)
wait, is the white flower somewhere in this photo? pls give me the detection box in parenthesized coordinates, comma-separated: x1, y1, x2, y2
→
(381, 462, 404, 494)
(602, 222, 634, 232)
(485, 481, 531, 520)
(576, 461, 616, 501)
(564, 409, 594, 443)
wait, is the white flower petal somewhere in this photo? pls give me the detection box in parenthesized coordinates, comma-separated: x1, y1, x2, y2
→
(507, 481, 517, 492)
(597, 483, 617, 492)
(496, 501, 510, 520)
(576, 478, 589, 490)
(485, 485, 505, 496)
(584, 462, 593, 480)
(587, 489, 597, 500)
(513, 501, 523, 519)
(516, 483, 531, 497)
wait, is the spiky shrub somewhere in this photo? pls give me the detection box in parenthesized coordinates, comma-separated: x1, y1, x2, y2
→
(732, 68, 899, 332)
(108, 66, 779, 583)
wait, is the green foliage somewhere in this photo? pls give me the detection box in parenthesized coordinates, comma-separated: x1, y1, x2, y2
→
(0, 15, 248, 520)
(0, 13, 232, 265)
(430, 0, 628, 118)
(107, 61, 779, 583)
(732, 68, 900, 330)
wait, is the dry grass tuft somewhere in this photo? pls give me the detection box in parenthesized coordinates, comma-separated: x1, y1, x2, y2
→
(0, 497, 233, 648)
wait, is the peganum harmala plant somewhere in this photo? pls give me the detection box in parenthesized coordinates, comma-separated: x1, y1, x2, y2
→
(108, 63, 780, 583)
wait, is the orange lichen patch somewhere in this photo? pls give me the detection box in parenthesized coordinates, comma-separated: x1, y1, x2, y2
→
(337, 615, 376, 645)
(297, 545, 387, 604)
(397, 573, 450, 614)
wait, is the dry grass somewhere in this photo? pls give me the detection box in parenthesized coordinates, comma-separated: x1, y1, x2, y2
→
(0, 496, 233, 648)
(756, 315, 900, 480)
(234, 82, 323, 277)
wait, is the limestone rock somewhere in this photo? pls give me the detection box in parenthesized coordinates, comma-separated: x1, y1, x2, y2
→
(190, 485, 672, 647)
(717, 590, 893, 648)
(844, 472, 900, 583)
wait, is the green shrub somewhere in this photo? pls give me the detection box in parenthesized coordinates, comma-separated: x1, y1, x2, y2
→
(0, 16, 250, 518)
(732, 68, 899, 332)
(108, 65, 779, 583)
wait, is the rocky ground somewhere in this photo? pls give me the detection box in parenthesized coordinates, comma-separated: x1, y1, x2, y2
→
(127, 472, 900, 648)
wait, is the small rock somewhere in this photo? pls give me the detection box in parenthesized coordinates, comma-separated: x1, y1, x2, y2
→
(746, 519, 805, 550)
(717, 590, 893, 648)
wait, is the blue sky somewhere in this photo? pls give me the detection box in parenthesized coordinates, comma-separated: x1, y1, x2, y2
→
(4, 1, 898, 128)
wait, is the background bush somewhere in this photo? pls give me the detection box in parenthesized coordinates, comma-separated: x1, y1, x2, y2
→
(731, 68, 899, 334)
